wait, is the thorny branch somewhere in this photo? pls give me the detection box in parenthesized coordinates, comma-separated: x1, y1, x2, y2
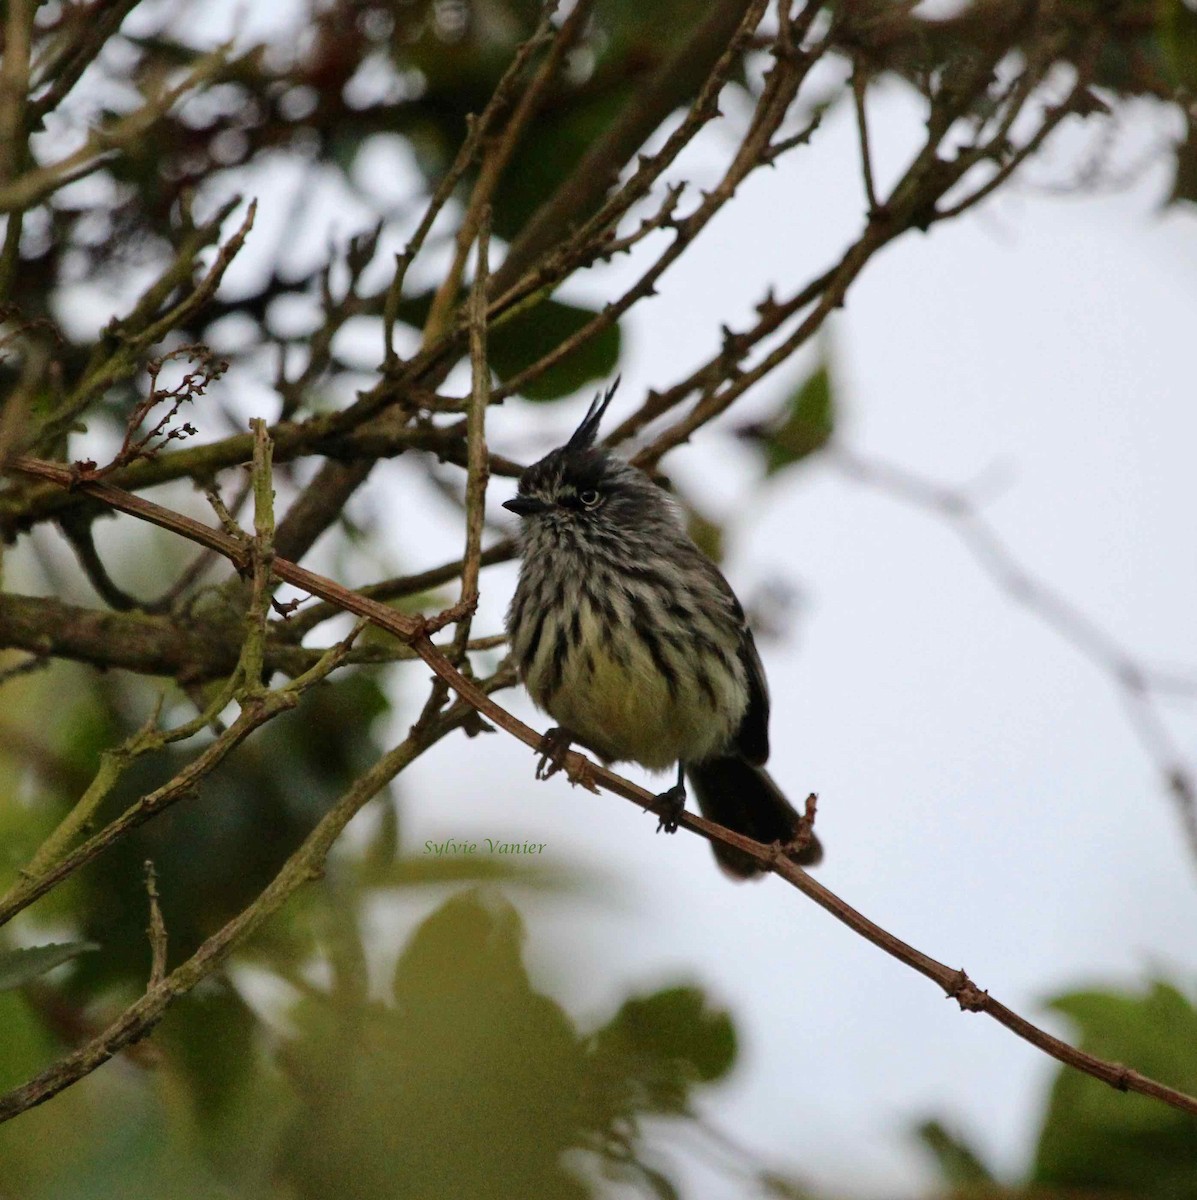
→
(2, 451, 1195, 1127)
(80, 345, 226, 481)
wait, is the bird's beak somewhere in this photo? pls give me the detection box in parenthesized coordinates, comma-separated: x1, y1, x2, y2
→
(503, 496, 550, 517)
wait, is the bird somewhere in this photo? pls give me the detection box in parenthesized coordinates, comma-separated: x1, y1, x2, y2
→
(502, 381, 822, 878)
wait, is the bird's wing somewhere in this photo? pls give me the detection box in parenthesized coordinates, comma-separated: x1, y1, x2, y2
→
(695, 555, 770, 765)
(735, 625, 771, 766)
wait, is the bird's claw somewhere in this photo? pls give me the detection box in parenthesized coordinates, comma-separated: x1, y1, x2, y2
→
(652, 784, 686, 835)
(535, 726, 573, 782)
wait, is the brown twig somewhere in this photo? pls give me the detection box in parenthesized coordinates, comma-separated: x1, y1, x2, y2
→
(851, 57, 881, 216)
(0, 650, 47, 687)
(8, 449, 1197, 1122)
(79, 345, 224, 481)
(449, 211, 492, 662)
(143, 860, 167, 988)
(278, 538, 517, 640)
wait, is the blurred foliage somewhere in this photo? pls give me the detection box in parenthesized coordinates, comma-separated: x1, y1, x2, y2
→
(394, 291, 621, 400)
(738, 358, 836, 477)
(914, 1120, 996, 1191)
(0, 884, 746, 1199)
(917, 978, 1197, 1199)
(1033, 981, 1197, 1195)
(0, 941, 98, 992)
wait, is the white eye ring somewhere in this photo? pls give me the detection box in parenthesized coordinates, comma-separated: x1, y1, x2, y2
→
(579, 489, 601, 508)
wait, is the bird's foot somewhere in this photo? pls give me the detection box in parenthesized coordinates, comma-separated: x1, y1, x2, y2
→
(535, 727, 599, 791)
(535, 727, 572, 780)
(652, 783, 687, 834)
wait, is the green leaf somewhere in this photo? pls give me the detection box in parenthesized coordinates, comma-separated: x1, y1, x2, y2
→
(0, 941, 99, 991)
(1169, 114, 1197, 207)
(1032, 980, 1197, 1196)
(490, 298, 621, 401)
(914, 1118, 995, 1186)
(596, 984, 737, 1105)
(742, 361, 835, 475)
(1160, 0, 1197, 91)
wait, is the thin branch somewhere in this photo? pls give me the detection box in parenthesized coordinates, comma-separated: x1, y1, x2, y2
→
(279, 538, 516, 640)
(850, 57, 881, 216)
(243, 419, 278, 687)
(0, 650, 47, 687)
(83, 345, 222, 481)
(57, 512, 146, 612)
(143, 860, 167, 988)
(832, 446, 1197, 872)
(421, 0, 590, 344)
(450, 210, 492, 661)
(381, 1, 563, 365)
(935, 82, 1100, 222)
(8, 450, 1197, 1122)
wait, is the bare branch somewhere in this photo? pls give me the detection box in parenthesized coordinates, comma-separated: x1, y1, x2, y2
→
(851, 57, 881, 216)
(7, 449, 1197, 1123)
(832, 446, 1197, 872)
(143, 860, 167, 989)
(450, 210, 492, 662)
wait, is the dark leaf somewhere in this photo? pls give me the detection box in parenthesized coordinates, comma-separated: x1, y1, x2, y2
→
(393, 290, 620, 401)
(490, 298, 621, 401)
(740, 361, 835, 475)
(593, 983, 737, 1117)
(914, 1118, 996, 1186)
(1170, 114, 1197, 207)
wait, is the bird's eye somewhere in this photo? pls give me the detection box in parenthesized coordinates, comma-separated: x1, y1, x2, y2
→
(578, 489, 601, 508)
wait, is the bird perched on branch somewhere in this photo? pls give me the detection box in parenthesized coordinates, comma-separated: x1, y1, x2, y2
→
(503, 381, 821, 878)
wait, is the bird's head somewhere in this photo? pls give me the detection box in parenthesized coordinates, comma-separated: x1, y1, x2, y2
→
(503, 379, 670, 538)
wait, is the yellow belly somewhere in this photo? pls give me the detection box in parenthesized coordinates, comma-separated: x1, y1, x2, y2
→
(529, 624, 742, 771)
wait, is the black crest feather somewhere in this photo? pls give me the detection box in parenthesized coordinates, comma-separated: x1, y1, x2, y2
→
(564, 376, 620, 453)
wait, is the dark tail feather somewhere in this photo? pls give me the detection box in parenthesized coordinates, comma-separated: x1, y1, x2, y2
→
(686, 757, 823, 880)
